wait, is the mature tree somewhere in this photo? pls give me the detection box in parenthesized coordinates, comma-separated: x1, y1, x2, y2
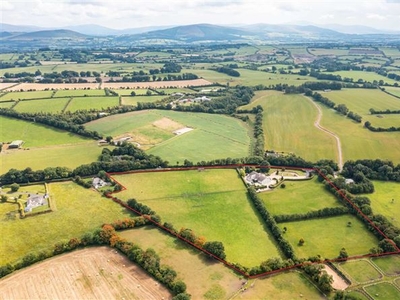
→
(10, 183, 20, 192)
(1, 195, 7, 202)
(203, 241, 226, 259)
(338, 248, 348, 260)
(336, 104, 349, 115)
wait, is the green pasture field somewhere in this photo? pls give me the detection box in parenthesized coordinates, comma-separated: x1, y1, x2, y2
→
(0, 90, 54, 101)
(0, 101, 13, 108)
(66, 96, 119, 112)
(258, 177, 343, 215)
(0, 181, 133, 265)
(241, 271, 325, 300)
(0, 53, 15, 61)
(324, 89, 400, 115)
(113, 169, 282, 267)
(54, 89, 105, 97)
(0, 142, 103, 173)
(307, 48, 350, 56)
(368, 114, 400, 128)
(368, 181, 400, 228)
(284, 46, 310, 56)
(380, 47, 400, 58)
(135, 51, 173, 58)
(86, 110, 250, 162)
(0, 65, 57, 76)
(119, 227, 242, 300)
(0, 116, 89, 147)
(371, 255, 400, 276)
(385, 86, 400, 98)
(337, 260, 382, 284)
(240, 91, 337, 162)
(278, 215, 378, 259)
(13, 98, 69, 113)
(318, 104, 400, 164)
(324, 71, 397, 84)
(231, 45, 259, 56)
(364, 282, 400, 300)
(110, 88, 153, 96)
(121, 95, 166, 106)
(345, 291, 369, 300)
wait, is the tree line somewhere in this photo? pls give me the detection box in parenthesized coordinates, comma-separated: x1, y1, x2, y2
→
(364, 121, 400, 133)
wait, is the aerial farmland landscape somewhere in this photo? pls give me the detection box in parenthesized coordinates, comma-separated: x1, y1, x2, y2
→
(1, 1, 400, 299)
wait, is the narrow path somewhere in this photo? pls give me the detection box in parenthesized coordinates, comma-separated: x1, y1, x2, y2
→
(306, 97, 343, 171)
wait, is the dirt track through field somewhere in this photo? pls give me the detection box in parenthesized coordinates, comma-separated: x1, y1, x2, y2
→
(306, 97, 343, 170)
(0, 247, 172, 300)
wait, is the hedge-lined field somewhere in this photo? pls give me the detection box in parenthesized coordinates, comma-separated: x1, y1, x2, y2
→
(337, 260, 381, 284)
(0, 90, 54, 101)
(369, 181, 400, 228)
(66, 96, 119, 112)
(13, 98, 70, 113)
(113, 170, 282, 267)
(54, 89, 105, 97)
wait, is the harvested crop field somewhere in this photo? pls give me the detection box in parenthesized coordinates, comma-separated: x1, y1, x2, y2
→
(0, 247, 172, 300)
(102, 79, 212, 89)
(0, 82, 19, 90)
(5, 83, 100, 91)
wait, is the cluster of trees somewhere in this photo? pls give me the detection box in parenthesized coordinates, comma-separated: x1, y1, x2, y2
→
(253, 106, 265, 156)
(301, 263, 333, 293)
(274, 207, 349, 223)
(341, 159, 400, 182)
(1, 167, 71, 185)
(364, 121, 400, 132)
(370, 108, 400, 115)
(0, 109, 102, 140)
(329, 176, 374, 194)
(387, 73, 400, 81)
(212, 66, 240, 77)
(249, 257, 295, 276)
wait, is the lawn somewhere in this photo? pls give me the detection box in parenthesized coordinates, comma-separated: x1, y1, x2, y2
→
(368, 181, 400, 228)
(239, 91, 337, 162)
(338, 260, 382, 283)
(112, 169, 282, 267)
(278, 215, 378, 259)
(239, 271, 325, 300)
(0, 90, 54, 101)
(121, 95, 166, 106)
(258, 177, 344, 215)
(85, 110, 251, 163)
(318, 104, 400, 164)
(13, 98, 69, 113)
(0, 142, 103, 173)
(54, 89, 105, 97)
(0, 181, 133, 265)
(0, 116, 90, 147)
(364, 282, 400, 300)
(371, 255, 400, 276)
(119, 227, 243, 300)
(66, 96, 119, 112)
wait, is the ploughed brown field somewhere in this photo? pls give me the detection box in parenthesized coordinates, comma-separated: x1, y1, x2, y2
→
(0, 247, 172, 300)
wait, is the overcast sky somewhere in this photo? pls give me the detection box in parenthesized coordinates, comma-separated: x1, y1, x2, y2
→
(1, 0, 400, 30)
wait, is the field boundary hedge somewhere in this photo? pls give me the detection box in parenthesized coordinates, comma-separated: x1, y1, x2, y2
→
(103, 165, 400, 280)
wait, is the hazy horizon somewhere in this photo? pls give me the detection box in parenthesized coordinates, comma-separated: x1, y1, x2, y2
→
(1, 0, 399, 31)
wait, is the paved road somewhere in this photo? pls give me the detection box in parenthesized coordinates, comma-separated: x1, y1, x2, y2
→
(306, 97, 343, 171)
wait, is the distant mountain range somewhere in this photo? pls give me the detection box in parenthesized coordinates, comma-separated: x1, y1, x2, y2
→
(1, 23, 400, 47)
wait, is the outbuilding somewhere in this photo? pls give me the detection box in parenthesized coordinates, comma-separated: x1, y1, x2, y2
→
(9, 140, 24, 149)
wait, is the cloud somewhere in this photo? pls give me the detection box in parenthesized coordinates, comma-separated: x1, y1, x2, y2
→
(1, 1, 14, 10)
(367, 13, 386, 20)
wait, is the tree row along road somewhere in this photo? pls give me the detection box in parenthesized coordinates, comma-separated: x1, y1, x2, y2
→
(306, 96, 343, 171)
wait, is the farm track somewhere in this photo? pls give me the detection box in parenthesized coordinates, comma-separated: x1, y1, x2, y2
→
(306, 97, 343, 170)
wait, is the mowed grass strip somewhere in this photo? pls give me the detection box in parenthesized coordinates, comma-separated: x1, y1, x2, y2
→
(113, 170, 282, 267)
(338, 260, 382, 284)
(0, 181, 133, 265)
(0, 90, 53, 101)
(0, 116, 90, 147)
(119, 227, 242, 300)
(318, 104, 400, 164)
(364, 282, 400, 300)
(258, 177, 344, 215)
(278, 215, 378, 259)
(371, 255, 400, 276)
(54, 89, 105, 97)
(240, 91, 337, 161)
(13, 98, 70, 113)
(368, 181, 400, 228)
(0, 142, 103, 173)
(66, 96, 119, 112)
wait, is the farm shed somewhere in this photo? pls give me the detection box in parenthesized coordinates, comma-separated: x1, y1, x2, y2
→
(9, 140, 24, 149)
